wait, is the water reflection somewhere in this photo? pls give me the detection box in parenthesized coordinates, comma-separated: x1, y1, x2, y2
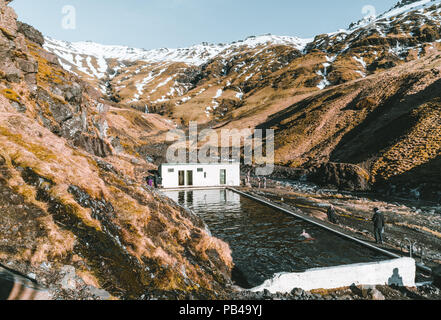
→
(187, 191, 193, 206)
(163, 189, 389, 288)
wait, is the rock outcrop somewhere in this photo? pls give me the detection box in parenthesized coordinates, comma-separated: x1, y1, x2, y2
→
(0, 0, 234, 300)
(308, 163, 371, 192)
(0, 0, 37, 86)
(17, 21, 44, 46)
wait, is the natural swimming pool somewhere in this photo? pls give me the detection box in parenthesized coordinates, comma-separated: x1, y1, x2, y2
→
(163, 188, 390, 288)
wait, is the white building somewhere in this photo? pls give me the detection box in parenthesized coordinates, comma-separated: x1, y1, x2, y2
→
(160, 162, 241, 189)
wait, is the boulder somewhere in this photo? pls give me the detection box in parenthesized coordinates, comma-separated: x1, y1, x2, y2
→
(15, 57, 38, 74)
(37, 49, 59, 65)
(0, 1, 18, 40)
(1, 63, 22, 82)
(61, 116, 83, 140)
(62, 83, 83, 104)
(308, 162, 372, 191)
(49, 102, 73, 123)
(60, 265, 77, 291)
(73, 133, 113, 158)
(370, 288, 385, 300)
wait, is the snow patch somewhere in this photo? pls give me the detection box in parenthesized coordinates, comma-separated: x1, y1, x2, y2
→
(353, 56, 367, 68)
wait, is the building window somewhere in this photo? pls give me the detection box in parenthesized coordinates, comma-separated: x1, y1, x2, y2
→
(179, 171, 185, 186)
(220, 169, 226, 185)
(187, 171, 193, 186)
(197, 168, 203, 172)
(168, 168, 175, 173)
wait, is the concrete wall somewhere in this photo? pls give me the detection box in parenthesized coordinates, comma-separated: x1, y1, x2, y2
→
(161, 163, 240, 189)
(251, 258, 416, 294)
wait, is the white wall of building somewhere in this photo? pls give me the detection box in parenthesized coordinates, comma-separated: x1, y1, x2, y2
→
(251, 258, 416, 293)
(161, 163, 241, 189)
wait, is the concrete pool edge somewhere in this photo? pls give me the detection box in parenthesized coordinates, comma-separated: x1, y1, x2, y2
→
(251, 257, 416, 293)
(228, 187, 432, 275)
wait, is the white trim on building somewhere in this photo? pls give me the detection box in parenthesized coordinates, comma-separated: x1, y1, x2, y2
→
(160, 162, 240, 189)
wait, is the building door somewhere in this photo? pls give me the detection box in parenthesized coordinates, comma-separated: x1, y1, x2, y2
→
(186, 170, 193, 186)
(220, 169, 226, 185)
(178, 171, 185, 186)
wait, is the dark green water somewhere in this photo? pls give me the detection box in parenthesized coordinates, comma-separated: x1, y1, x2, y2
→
(164, 189, 389, 288)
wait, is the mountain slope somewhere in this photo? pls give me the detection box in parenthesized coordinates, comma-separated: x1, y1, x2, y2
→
(44, 0, 441, 128)
(44, 34, 315, 124)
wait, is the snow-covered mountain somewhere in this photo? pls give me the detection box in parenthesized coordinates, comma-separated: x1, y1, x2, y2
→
(348, 0, 439, 30)
(378, 0, 439, 20)
(43, 33, 314, 114)
(44, 0, 441, 79)
(44, 34, 311, 77)
(43, 0, 441, 124)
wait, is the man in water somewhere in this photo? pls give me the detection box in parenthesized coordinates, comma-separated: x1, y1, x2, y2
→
(299, 230, 315, 241)
(327, 205, 339, 224)
(372, 207, 385, 245)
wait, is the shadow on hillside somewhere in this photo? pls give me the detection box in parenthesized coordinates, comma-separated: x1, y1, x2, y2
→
(383, 154, 441, 202)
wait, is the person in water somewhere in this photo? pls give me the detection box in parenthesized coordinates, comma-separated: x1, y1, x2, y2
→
(327, 205, 339, 224)
(300, 229, 315, 241)
(372, 207, 385, 245)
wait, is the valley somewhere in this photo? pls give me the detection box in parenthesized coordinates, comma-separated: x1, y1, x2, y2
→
(1, 0, 441, 300)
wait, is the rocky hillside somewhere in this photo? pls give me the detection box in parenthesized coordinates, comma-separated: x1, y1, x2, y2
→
(257, 0, 441, 200)
(2, 0, 441, 300)
(0, 0, 234, 300)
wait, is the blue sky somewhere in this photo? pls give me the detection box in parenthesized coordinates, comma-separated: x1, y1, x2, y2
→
(12, 0, 398, 49)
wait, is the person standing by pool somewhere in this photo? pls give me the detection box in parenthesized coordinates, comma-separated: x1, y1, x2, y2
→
(327, 205, 339, 224)
(372, 207, 385, 245)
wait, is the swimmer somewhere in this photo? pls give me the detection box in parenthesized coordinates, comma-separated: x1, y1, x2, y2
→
(299, 229, 315, 241)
